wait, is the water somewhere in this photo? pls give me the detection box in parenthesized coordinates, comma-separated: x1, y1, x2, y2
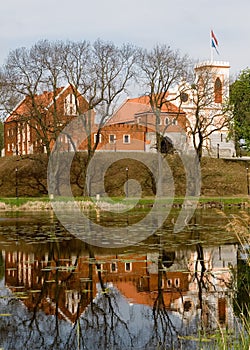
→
(0, 208, 248, 349)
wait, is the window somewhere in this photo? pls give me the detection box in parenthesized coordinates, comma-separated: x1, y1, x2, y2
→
(172, 119, 178, 125)
(164, 117, 169, 126)
(214, 77, 222, 103)
(184, 300, 192, 312)
(218, 298, 226, 324)
(64, 94, 77, 115)
(125, 262, 132, 272)
(174, 278, 180, 288)
(109, 134, 116, 143)
(157, 117, 162, 125)
(110, 262, 117, 272)
(167, 279, 172, 288)
(94, 133, 102, 143)
(123, 134, 130, 144)
(96, 264, 103, 274)
(180, 92, 189, 102)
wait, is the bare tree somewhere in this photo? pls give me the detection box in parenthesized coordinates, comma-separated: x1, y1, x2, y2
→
(60, 39, 137, 195)
(136, 45, 190, 197)
(137, 44, 190, 150)
(62, 39, 137, 153)
(0, 40, 81, 157)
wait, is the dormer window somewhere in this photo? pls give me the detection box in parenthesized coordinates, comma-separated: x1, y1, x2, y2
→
(64, 94, 77, 115)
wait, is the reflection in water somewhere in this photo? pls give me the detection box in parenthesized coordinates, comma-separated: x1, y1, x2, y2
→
(0, 209, 247, 349)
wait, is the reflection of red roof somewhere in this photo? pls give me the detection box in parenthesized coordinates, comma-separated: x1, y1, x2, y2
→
(115, 280, 184, 309)
(110, 96, 183, 124)
(6, 87, 65, 122)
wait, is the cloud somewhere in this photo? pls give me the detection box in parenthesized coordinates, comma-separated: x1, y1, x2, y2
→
(0, 0, 249, 75)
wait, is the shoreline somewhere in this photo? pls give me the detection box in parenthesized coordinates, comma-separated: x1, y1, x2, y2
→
(0, 197, 248, 211)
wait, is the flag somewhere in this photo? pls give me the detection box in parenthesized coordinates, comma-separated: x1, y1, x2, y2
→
(211, 30, 219, 54)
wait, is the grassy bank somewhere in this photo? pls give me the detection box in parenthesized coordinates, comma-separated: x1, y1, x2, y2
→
(0, 153, 249, 198)
(0, 195, 248, 211)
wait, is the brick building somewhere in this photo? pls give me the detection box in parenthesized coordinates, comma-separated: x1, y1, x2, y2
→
(3, 87, 187, 156)
(3, 84, 90, 157)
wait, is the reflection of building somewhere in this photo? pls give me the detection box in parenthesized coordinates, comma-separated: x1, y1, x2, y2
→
(3, 244, 237, 329)
(170, 245, 237, 329)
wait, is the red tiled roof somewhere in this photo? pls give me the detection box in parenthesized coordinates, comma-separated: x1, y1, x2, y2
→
(5, 87, 65, 122)
(109, 95, 183, 125)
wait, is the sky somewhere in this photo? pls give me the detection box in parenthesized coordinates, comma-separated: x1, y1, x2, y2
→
(1, 0, 249, 81)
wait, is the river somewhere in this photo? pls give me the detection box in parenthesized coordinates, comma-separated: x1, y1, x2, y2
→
(0, 206, 249, 349)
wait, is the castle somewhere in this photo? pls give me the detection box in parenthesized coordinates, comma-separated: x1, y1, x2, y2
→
(3, 61, 236, 158)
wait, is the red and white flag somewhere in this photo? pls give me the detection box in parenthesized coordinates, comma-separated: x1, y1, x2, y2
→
(211, 30, 219, 54)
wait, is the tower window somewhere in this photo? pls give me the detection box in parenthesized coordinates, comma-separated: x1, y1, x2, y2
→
(214, 77, 222, 103)
(180, 92, 188, 102)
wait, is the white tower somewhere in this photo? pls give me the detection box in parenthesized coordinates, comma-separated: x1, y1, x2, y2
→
(169, 61, 236, 158)
(194, 61, 235, 157)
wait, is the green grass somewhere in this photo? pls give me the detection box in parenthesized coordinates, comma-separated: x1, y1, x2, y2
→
(0, 197, 49, 206)
(0, 195, 248, 209)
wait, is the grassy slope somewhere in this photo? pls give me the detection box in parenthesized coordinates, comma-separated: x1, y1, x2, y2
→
(0, 153, 249, 199)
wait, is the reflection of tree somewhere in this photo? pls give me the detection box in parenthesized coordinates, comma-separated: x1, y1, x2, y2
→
(194, 242, 207, 310)
(14, 241, 135, 349)
(0, 251, 4, 281)
(77, 246, 134, 349)
(227, 211, 250, 318)
(1, 211, 239, 349)
(149, 248, 178, 349)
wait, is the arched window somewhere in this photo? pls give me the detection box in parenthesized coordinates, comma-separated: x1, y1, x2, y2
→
(156, 117, 162, 125)
(164, 117, 169, 126)
(214, 77, 222, 103)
